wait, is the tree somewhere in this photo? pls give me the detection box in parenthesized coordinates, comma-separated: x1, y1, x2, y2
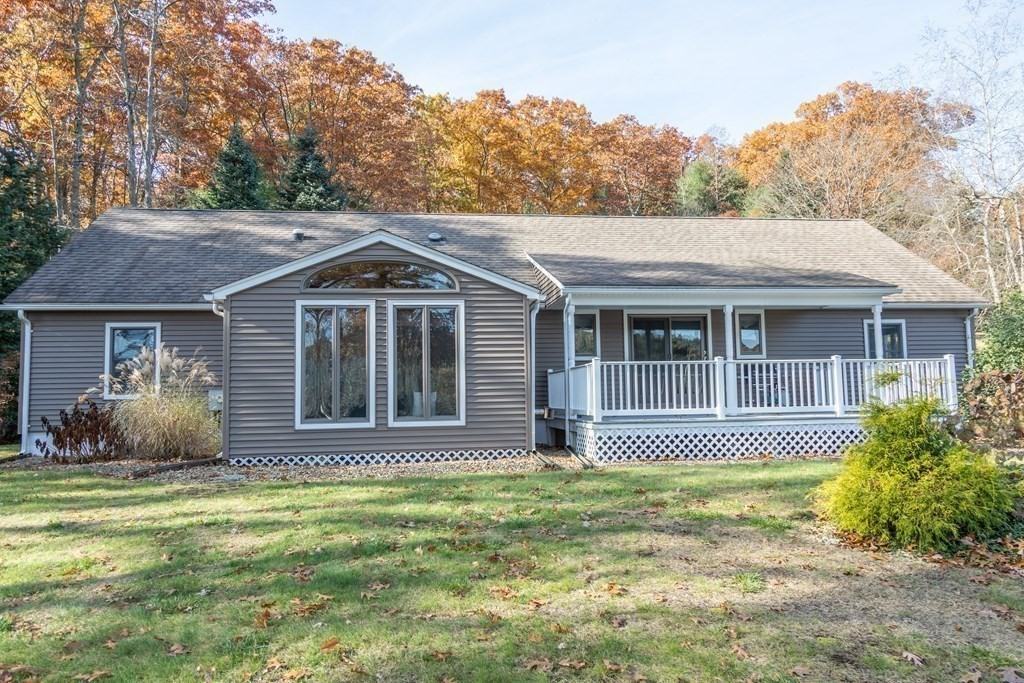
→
(675, 133, 747, 216)
(276, 128, 345, 211)
(0, 146, 66, 351)
(198, 124, 267, 210)
(596, 115, 691, 216)
(974, 291, 1024, 372)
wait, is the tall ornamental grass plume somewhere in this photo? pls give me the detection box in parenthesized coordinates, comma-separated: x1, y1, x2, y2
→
(95, 345, 221, 461)
(813, 397, 1017, 552)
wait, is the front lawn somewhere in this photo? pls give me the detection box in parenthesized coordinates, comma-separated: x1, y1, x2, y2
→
(1, 460, 1021, 682)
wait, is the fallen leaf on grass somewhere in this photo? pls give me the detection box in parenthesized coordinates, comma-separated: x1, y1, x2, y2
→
(166, 643, 189, 656)
(72, 671, 111, 682)
(901, 651, 923, 667)
(265, 657, 287, 671)
(431, 651, 453, 662)
(604, 660, 623, 672)
(320, 638, 341, 653)
(732, 644, 750, 660)
(961, 673, 982, 683)
(605, 582, 628, 595)
(1002, 668, 1024, 683)
(524, 658, 552, 671)
(790, 665, 812, 677)
(282, 668, 311, 681)
(558, 659, 587, 670)
(528, 598, 548, 610)
(610, 615, 628, 628)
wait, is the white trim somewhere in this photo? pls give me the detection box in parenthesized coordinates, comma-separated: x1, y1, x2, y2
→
(294, 299, 377, 430)
(301, 259, 461, 293)
(883, 302, 990, 309)
(528, 301, 540, 450)
(103, 322, 162, 400)
(17, 311, 32, 454)
(523, 252, 565, 296)
(386, 299, 467, 428)
(734, 308, 767, 359)
(209, 231, 542, 301)
(1, 303, 211, 311)
(862, 318, 908, 359)
(566, 288, 894, 309)
(573, 309, 600, 360)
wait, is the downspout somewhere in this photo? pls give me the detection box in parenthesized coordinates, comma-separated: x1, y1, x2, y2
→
(210, 299, 227, 459)
(563, 295, 575, 449)
(17, 310, 31, 455)
(965, 307, 979, 367)
(528, 300, 540, 451)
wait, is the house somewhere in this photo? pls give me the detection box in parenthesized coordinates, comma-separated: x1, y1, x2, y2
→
(2, 209, 987, 465)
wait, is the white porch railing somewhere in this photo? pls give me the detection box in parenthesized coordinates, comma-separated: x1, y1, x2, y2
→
(547, 355, 958, 421)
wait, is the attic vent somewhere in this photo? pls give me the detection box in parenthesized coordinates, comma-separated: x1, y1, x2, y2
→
(427, 231, 444, 243)
(292, 229, 305, 241)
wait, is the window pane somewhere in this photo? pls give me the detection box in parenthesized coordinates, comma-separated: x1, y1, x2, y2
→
(429, 307, 458, 417)
(302, 308, 334, 420)
(631, 318, 669, 361)
(395, 307, 424, 418)
(671, 319, 704, 360)
(738, 313, 763, 356)
(575, 314, 597, 357)
(307, 262, 455, 290)
(867, 323, 905, 359)
(337, 308, 368, 419)
(110, 327, 156, 384)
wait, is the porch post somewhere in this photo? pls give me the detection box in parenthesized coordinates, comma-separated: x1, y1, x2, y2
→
(830, 355, 846, 417)
(871, 304, 884, 360)
(591, 357, 602, 422)
(714, 356, 726, 419)
(944, 354, 958, 411)
(723, 304, 736, 415)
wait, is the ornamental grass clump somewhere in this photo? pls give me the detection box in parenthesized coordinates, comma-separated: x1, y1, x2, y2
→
(813, 397, 1016, 552)
(97, 345, 220, 461)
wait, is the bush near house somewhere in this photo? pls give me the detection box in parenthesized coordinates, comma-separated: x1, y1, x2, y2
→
(99, 345, 221, 460)
(814, 398, 1017, 552)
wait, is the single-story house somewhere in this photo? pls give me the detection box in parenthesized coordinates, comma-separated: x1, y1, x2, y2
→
(2, 209, 987, 464)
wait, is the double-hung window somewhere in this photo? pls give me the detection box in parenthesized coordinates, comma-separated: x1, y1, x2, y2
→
(735, 310, 766, 359)
(388, 301, 465, 426)
(864, 319, 907, 359)
(296, 301, 374, 429)
(104, 322, 160, 399)
(574, 312, 598, 359)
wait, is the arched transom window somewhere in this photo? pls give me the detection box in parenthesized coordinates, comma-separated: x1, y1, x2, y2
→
(305, 261, 457, 290)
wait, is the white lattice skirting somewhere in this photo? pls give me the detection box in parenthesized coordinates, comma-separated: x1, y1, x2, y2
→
(227, 448, 529, 467)
(575, 421, 865, 463)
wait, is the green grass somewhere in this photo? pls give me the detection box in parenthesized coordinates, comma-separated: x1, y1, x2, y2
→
(0, 459, 1021, 682)
(0, 442, 20, 458)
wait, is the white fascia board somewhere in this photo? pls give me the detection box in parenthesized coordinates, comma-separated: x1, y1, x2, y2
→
(882, 302, 991, 309)
(209, 231, 542, 301)
(565, 286, 900, 309)
(0, 303, 212, 311)
(523, 252, 565, 294)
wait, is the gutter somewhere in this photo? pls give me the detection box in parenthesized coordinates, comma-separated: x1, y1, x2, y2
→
(17, 310, 31, 454)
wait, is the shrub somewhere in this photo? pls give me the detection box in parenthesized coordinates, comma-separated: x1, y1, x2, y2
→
(38, 399, 125, 463)
(975, 291, 1024, 373)
(814, 398, 1016, 552)
(99, 345, 220, 461)
(960, 370, 1024, 447)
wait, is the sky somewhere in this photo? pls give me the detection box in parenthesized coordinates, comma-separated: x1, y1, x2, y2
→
(265, 0, 966, 140)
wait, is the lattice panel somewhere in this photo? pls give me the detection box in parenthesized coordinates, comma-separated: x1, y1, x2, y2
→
(577, 422, 864, 463)
(228, 448, 529, 468)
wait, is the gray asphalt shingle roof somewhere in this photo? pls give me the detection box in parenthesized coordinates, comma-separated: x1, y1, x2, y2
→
(3, 208, 987, 306)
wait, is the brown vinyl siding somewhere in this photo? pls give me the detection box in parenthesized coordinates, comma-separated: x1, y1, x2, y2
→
(225, 243, 529, 458)
(26, 311, 223, 428)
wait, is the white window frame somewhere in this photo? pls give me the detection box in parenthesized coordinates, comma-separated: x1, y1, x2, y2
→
(387, 299, 466, 428)
(734, 308, 767, 359)
(103, 322, 161, 400)
(862, 318, 908, 359)
(574, 309, 600, 360)
(294, 299, 376, 430)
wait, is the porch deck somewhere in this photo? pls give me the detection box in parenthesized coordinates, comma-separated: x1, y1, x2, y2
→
(546, 356, 957, 462)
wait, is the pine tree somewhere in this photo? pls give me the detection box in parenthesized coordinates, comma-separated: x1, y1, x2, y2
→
(201, 124, 268, 210)
(276, 128, 345, 211)
(0, 147, 66, 351)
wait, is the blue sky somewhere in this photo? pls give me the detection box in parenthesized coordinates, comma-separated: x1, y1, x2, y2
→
(266, 0, 965, 139)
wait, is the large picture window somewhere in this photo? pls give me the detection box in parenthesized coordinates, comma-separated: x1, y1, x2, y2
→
(296, 301, 374, 429)
(104, 322, 160, 399)
(629, 316, 707, 361)
(305, 261, 456, 290)
(389, 301, 464, 426)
